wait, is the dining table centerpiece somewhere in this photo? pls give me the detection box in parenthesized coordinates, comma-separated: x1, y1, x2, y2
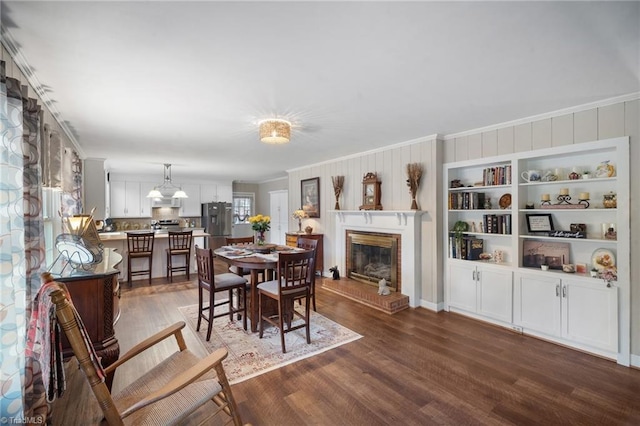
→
(249, 214, 271, 245)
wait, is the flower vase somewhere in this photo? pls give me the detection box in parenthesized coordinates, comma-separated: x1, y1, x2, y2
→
(257, 231, 266, 245)
(410, 197, 418, 210)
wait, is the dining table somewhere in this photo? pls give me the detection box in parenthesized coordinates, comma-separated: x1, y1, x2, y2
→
(214, 244, 304, 332)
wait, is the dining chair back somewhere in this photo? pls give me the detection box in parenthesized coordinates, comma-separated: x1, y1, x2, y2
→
(126, 232, 155, 286)
(48, 285, 243, 425)
(296, 237, 319, 311)
(166, 230, 193, 282)
(257, 250, 315, 353)
(195, 245, 248, 340)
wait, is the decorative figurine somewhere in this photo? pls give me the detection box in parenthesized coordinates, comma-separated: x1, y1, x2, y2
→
(329, 266, 340, 280)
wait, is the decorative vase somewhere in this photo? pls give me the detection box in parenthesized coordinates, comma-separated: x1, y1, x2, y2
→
(335, 200, 340, 210)
(257, 231, 266, 245)
(410, 198, 418, 210)
(603, 192, 617, 209)
(305, 226, 313, 234)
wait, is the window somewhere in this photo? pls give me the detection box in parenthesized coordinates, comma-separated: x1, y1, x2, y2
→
(232, 193, 254, 224)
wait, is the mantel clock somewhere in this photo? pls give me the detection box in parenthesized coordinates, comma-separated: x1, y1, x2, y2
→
(359, 172, 382, 210)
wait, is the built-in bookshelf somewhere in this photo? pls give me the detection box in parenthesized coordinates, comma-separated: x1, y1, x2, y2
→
(443, 137, 630, 365)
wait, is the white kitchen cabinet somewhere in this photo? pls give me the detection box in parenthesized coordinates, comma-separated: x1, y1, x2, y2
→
(200, 184, 217, 204)
(448, 261, 513, 324)
(515, 272, 618, 356)
(217, 184, 233, 203)
(110, 181, 141, 218)
(139, 182, 155, 218)
(179, 183, 201, 217)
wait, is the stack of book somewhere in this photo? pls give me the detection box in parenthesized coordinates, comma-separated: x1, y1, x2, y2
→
(482, 165, 512, 186)
(449, 235, 484, 260)
(482, 214, 512, 234)
(448, 192, 486, 210)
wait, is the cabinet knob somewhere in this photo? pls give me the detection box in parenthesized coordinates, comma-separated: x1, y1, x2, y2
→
(556, 285, 560, 297)
(562, 285, 567, 298)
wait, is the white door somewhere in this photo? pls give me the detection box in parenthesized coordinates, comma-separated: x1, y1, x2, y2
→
(269, 190, 288, 245)
(562, 278, 618, 352)
(517, 274, 562, 338)
(477, 267, 513, 323)
(448, 262, 477, 312)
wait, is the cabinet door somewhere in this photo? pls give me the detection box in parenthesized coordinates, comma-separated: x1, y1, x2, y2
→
(110, 181, 127, 217)
(562, 278, 618, 352)
(517, 274, 561, 337)
(477, 267, 513, 323)
(139, 182, 155, 218)
(200, 184, 217, 204)
(448, 262, 477, 312)
(179, 183, 201, 217)
(124, 181, 141, 217)
(217, 184, 233, 203)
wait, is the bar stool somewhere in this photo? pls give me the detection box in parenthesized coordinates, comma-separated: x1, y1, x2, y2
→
(126, 232, 155, 286)
(166, 230, 193, 282)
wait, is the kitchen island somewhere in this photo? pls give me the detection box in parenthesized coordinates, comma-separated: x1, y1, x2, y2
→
(99, 230, 209, 283)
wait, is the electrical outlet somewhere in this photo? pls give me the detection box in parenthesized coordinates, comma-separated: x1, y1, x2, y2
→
(512, 326, 523, 334)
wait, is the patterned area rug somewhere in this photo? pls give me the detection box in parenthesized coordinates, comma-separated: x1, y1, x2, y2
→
(178, 304, 362, 384)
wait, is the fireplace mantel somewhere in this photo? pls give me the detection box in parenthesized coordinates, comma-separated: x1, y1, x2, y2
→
(333, 210, 426, 307)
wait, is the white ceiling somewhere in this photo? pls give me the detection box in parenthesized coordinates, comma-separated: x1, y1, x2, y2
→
(2, 1, 639, 183)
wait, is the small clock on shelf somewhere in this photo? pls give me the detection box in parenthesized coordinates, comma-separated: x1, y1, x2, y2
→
(359, 172, 382, 210)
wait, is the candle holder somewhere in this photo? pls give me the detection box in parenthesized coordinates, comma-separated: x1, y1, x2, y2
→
(556, 194, 572, 205)
(540, 200, 552, 206)
(578, 197, 590, 208)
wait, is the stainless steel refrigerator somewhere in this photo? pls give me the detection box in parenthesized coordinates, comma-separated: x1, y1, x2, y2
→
(201, 202, 232, 249)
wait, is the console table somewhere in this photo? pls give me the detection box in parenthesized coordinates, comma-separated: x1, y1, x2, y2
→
(285, 232, 324, 274)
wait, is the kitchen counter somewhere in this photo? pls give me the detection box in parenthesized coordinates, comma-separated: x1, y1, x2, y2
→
(99, 230, 209, 241)
(100, 230, 209, 282)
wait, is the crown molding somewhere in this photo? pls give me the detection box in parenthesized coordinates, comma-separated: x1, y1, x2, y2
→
(1, 25, 85, 158)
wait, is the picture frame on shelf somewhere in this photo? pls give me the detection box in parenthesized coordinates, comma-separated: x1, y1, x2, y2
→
(522, 240, 570, 270)
(301, 177, 320, 218)
(526, 213, 554, 233)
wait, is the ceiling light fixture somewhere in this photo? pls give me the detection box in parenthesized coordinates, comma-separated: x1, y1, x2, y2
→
(146, 163, 189, 199)
(259, 119, 291, 144)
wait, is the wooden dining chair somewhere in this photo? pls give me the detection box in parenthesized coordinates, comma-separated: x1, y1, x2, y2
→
(195, 245, 248, 340)
(49, 286, 244, 425)
(166, 230, 193, 282)
(126, 232, 155, 286)
(257, 250, 315, 353)
(297, 237, 319, 311)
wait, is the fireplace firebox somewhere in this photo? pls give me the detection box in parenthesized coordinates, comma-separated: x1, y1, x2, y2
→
(346, 230, 401, 291)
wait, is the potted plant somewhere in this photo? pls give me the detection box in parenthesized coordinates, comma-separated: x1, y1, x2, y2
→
(590, 267, 598, 278)
(451, 221, 468, 259)
(582, 170, 592, 179)
(541, 263, 549, 271)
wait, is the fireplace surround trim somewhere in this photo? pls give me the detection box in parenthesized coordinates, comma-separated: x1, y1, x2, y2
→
(333, 210, 425, 307)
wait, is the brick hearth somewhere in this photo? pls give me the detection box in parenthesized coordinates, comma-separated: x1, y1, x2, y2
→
(321, 277, 409, 314)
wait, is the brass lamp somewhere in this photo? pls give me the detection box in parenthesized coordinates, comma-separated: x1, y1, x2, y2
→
(259, 119, 291, 144)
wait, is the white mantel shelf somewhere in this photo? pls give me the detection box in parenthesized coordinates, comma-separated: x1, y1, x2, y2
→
(333, 210, 424, 308)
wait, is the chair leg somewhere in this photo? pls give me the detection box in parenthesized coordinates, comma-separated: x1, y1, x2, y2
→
(196, 285, 203, 332)
(279, 299, 286, 354)
(305, 291, 311, 344)
(228, 289, 234, 322)
(127, 256, 132, 287)
(311, 281, 316, 311)
(258, 292, 264, 339)
(148, 255, 153, 285)
(241, 287, 247, 331)
(206, 287, 214, 341)
(185, 253, 190, 279)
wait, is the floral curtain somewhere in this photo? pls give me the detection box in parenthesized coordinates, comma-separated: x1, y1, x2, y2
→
(0, 60, 48, 419)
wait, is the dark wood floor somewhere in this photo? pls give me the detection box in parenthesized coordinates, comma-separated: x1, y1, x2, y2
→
(57, 267, 640, 425)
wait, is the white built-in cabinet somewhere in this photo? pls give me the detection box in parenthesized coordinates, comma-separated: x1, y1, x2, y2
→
(514, 273, 618, 357)
(110, 181, 142, 218)
(448, 261, 513, 324)
(444, 137, 629, 364)
(200, 184, 217, 204)
(217, 185, 233, 203)
(139, 182, 155, 217)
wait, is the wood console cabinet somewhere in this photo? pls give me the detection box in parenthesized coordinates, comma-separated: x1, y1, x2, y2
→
(54, 249, 122, 389)
(286, 232, 324, 274)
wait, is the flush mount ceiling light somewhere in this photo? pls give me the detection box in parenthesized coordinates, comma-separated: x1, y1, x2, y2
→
(146, 163, 189, 199)
(259, 119, 291, 144)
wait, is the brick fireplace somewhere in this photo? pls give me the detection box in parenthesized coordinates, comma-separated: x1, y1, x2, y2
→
(333, 210, 423, 307)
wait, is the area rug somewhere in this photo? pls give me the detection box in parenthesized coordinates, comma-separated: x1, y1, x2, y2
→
(178, 304, 362, 384)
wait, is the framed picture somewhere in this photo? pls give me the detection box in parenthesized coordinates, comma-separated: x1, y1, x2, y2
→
(526, 213, 554, 233)
(522, 240, 570, 269)
(301, 177, 320, 218)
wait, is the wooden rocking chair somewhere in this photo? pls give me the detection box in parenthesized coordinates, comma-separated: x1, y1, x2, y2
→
(50, 287, 244, 425)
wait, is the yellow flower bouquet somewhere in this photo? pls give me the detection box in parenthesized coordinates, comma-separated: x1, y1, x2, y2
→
(248, 214, 270, 244)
